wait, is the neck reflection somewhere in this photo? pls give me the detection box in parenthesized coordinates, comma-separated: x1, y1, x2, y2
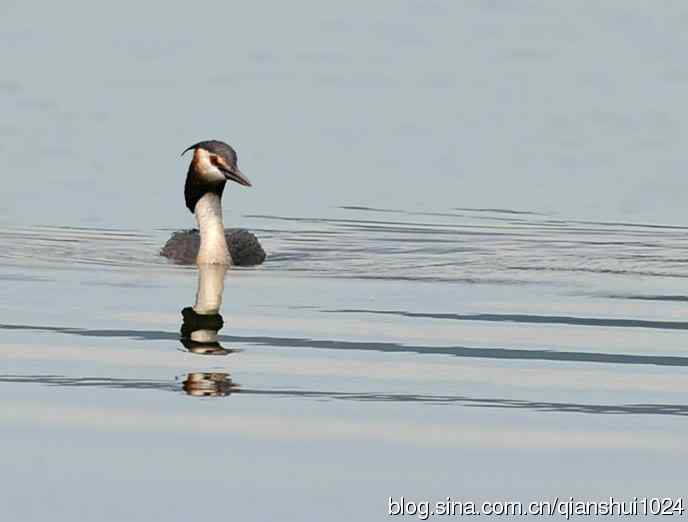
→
(180, 264, 232, 356)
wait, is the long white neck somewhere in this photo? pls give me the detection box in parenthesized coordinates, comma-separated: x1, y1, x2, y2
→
(195, 192, 231, 265)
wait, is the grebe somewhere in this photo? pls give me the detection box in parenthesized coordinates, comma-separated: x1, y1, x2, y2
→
(160, 139, 266, 266)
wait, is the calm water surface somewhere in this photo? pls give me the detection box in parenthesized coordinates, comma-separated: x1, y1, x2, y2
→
(3, 208, 688, 520)
(3, 1, 688, 521)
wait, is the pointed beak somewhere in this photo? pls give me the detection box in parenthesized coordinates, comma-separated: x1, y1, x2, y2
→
(219, 165, 252, 187)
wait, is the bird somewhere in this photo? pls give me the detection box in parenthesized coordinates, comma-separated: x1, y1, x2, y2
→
(160, 140, 266, 266)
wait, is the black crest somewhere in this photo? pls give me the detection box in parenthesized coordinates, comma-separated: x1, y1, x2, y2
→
(181, 140, 238, 168)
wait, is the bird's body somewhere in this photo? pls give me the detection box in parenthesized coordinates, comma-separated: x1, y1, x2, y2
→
(161, 227, 265, 266)
(160, 140, 265, 266)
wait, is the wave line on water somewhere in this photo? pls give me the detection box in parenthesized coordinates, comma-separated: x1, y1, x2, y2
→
(3, 206, 688, 289)
(2, 373, 687, 417)
(2, 322, 687, 368)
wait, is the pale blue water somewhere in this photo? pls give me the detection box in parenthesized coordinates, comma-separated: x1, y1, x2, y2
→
(2, 1, 688, 521)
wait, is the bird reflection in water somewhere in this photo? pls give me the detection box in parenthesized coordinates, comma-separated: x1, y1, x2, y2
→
(179, 264, 239, 396)
(182, 372, 237, 397)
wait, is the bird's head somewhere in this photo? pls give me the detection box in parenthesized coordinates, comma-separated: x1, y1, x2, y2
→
(182, 139, 252, 212)
(182, 140, 251, 187)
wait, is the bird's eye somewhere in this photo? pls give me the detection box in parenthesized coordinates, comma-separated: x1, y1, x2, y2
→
(210, 155, 224, 169)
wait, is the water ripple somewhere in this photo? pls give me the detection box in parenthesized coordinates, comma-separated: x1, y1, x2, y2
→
(2, 373, 686, 416)
(2, 206, 688, 288)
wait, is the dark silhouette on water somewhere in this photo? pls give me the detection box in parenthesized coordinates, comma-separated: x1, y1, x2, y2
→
(160, 139, 265, 266)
